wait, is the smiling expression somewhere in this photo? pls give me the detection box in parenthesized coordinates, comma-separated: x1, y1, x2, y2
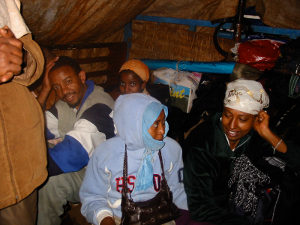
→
(222, 107, 257, 149)
(148, 110, 166, 141)
(49, 65, 87, 109)
(119, 70, 146, 94)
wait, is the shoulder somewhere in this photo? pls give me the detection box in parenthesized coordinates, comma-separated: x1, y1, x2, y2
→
(184, 116, 221, 168)
(92, 136, 124, 161)
(80, 103, 115, 138)
(164, 137, 181, 150)
(47, 104, 58, 118)
(49, 100, 71, 116)
(186, 116, 216, 142)
(54, 99, 69, 109)
(88, 85, 115, 110)
(182, 117, 216, 160)
(81, 103, 113, 118)
(184, 146, 220, 177)
(162, 137, 182, 159)
(52, 100, 75, 118)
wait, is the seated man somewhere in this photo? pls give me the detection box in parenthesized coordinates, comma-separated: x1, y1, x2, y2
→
(37, 56, 115, 225)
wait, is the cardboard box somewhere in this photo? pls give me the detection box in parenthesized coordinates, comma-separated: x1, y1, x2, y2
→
(153, 68, 201, 113)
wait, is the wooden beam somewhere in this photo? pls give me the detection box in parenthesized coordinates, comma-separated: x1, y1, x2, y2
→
(47, 42, 126, 51)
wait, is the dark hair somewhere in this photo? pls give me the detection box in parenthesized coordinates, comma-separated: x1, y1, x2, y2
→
(50, 56, 82, 75)
(40, 46, 56, 62)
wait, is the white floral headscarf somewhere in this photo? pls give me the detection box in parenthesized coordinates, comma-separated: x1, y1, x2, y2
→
(224, 79, 269, 115)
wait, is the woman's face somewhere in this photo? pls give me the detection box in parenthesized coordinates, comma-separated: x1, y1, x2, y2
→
(222, 107, 257, 147)
(148, 110, 165, 141)
(119, 70, 146, 94)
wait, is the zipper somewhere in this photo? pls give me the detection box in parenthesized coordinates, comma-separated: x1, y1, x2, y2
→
(235, 136, 251, 150)
(224, 132, 251, 151)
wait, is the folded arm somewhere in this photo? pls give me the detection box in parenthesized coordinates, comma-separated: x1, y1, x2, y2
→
(46, 103, 115, 176)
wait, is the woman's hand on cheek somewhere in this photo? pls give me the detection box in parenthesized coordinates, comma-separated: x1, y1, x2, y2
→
(253, 110, 271, 138)
(254, 110, 287, 153)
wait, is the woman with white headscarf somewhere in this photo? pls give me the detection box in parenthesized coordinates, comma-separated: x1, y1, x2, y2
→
(183, 79, 300, 225)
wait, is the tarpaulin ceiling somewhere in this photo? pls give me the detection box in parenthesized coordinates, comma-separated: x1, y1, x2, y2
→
(21, 0, 155, 45)
(20, 0, 300, 45)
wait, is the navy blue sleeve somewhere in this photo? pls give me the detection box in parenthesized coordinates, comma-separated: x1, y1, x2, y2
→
(80, 103, 115, 139)
(47, 151, 64, 176)
(45, 104, 58, 140)
(48, 135, 89, 175)
(48, 104, 58, 118)
(46, 128, 55, 140)
(47, 103, 114, 175)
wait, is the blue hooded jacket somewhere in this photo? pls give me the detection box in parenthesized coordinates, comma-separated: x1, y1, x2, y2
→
(79, 93, 187, 225)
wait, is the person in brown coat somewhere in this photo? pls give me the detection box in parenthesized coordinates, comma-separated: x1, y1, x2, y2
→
(0, 1, 47, 224)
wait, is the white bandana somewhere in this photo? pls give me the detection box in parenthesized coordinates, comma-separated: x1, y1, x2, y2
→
(224, 79, 269, 115)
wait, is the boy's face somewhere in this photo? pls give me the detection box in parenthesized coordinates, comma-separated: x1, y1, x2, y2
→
(148, 110, 166, 141)
(119, 70, 146, 94)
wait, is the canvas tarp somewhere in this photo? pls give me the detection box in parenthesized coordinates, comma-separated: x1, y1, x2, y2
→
(19, 0, 300, 46)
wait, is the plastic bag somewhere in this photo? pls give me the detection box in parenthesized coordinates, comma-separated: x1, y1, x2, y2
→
(232, 36, 286, 71)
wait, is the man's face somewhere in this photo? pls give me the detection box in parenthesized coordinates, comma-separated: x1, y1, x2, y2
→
(49, 66, 86, 109)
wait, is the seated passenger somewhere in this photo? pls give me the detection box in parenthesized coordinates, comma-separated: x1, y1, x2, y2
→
(79, 93, 187, 225)
(37, 56, 115, 225)
(183, 79, 300, 225)
(119, 59, 149, 94)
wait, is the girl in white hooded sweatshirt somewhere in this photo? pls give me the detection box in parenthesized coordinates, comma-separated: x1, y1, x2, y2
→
(79, 93, 188, 225)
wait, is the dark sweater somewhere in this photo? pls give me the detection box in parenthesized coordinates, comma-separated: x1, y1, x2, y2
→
(183, 112, 300, 225)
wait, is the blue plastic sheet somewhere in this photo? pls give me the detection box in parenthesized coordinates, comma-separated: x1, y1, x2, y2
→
(141, 59, 236, 74)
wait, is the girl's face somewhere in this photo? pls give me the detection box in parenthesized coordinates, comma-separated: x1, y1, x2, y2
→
(119, 70, 146, 94)
(148, 110, 165, 141)
(222, 107, 257, 149)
